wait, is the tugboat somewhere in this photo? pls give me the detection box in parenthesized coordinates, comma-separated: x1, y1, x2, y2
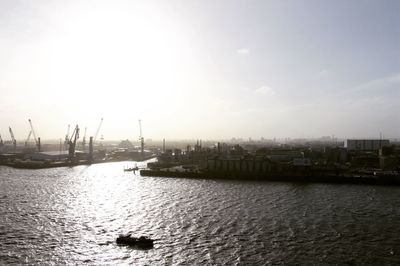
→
(116, 234, 154, 249)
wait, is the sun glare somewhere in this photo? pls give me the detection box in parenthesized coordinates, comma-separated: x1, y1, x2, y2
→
(39, 2, 205, 131)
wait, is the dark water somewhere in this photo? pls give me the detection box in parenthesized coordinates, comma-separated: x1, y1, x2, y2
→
(1, 161, 400, 265)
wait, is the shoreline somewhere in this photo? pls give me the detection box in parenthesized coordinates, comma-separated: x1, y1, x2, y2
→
(0, 156, 156, 170)
(140, 169, 400, 186)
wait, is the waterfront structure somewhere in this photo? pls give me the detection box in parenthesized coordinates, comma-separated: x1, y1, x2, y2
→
(29, 151, 70, 161)
(207, 157, 274, 173)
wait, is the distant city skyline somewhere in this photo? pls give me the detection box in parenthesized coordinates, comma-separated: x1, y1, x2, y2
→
(0, 0, 399, 140)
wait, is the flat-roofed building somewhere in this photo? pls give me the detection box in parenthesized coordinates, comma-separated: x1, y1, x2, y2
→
(345, 139, 390, 151)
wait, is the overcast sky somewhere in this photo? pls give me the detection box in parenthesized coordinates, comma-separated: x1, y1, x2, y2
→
(0, 0, 399, 141)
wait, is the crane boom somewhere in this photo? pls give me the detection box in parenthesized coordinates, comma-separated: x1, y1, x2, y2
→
(9, 127, 17, 153)
(25, 131, 32, 147)
(28, 119, 38, 144)
(94, 118, 103, 142)
(9, 127, 15, 142)
(68, 125, 80, 159)
(28, 119, 41, 152)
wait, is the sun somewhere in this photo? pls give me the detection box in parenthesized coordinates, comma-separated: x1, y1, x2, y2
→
(42, 2, 200, 123)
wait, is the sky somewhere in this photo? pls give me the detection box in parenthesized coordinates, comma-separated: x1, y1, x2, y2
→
(0, 0, 399, 141)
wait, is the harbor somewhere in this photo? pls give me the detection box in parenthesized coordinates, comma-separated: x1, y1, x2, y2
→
(2, 124, 399, 186)
(1, 0, 399, 264)
(0, 119, 156, 169)
(141, 138, 400, 185)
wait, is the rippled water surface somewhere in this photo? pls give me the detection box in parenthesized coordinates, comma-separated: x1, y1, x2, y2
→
(1, 161, 400, 265)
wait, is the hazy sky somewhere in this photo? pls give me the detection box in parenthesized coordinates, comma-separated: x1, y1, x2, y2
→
(0, 0, 399, 141)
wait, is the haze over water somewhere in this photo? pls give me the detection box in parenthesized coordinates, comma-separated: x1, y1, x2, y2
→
(1, 162, 400, 265)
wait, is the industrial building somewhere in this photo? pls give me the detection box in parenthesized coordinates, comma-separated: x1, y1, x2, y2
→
(345, 139, 390, 151)
(207, 158, 273, 173)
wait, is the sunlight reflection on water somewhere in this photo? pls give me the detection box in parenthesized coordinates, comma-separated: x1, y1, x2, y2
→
(1, 162, 400, 265)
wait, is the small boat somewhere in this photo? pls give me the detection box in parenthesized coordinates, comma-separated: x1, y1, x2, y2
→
(124, 166, 139, 172)
(116, 234, 154, 249)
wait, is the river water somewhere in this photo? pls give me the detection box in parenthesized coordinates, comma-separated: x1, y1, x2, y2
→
(1, 161, 400, 265)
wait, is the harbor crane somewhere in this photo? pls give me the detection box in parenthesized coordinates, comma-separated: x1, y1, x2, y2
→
(25, 131, 32, 147)
(138, 119, 144, 155)
(94, 118, 103, 144)
(68, 125, 80, 160)
(28, 119, 41, 152)
(9, 127, 17, 153)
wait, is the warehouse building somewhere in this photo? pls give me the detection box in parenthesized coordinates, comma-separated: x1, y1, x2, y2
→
(345, 139, 390, 151)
